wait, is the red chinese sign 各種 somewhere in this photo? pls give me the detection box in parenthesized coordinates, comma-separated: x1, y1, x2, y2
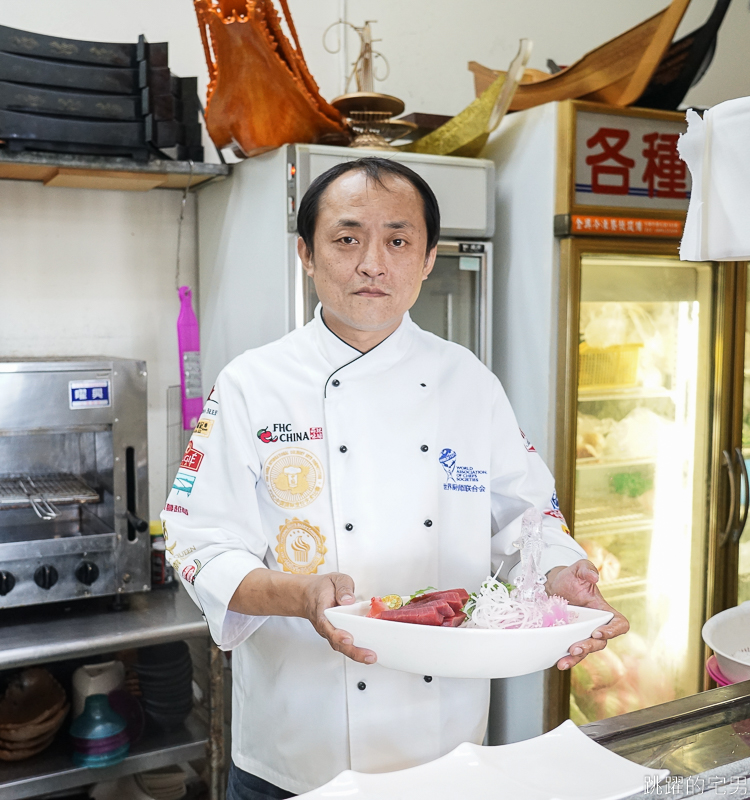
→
(575, 111, 690, 211)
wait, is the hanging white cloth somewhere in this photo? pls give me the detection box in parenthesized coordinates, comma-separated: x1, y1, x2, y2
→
(678, 96, 750, 262)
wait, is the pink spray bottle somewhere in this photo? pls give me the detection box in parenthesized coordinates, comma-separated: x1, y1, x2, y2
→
(177, 286, 203, 430)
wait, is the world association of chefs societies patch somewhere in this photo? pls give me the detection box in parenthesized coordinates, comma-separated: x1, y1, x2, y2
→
(276, 518, 327, 575)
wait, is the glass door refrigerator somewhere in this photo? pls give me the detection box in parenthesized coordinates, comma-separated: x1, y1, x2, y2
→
(486, 100, 748, 739)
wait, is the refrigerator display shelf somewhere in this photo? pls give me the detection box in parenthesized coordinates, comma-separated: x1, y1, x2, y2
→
(574, 511, 652, 535)
(576, 456, 657, 470)
(577, 386, 673, 402)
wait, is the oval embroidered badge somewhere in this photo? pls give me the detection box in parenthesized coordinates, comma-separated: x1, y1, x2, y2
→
(264, 448, 324, 509)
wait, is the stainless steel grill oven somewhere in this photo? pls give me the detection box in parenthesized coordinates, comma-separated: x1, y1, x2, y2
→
(0, 358, 150, 609)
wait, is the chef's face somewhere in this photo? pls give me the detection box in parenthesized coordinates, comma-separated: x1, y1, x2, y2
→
(298, 170, 437, 335)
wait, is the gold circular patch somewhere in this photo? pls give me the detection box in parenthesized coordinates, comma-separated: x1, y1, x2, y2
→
(264, 448, 324, 509)
(276, 518, 327, 575)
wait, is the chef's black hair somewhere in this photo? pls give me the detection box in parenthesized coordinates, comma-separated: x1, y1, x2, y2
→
(297, 157, 441, 256)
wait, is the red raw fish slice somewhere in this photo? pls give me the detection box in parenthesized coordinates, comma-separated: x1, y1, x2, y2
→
(430, 600, 456, 618)
(409, 592, 464, 613)
(441, 612, 467, 627)
(408, 589, 469, 609)
(380, 605, 444, 626)
(399, 599, 455, 618)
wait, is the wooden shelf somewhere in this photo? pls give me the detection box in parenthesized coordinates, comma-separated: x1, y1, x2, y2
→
(0, 150, 229, 191)
(577, 456, 657, 470)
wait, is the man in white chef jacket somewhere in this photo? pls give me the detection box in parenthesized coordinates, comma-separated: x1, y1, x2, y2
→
(161, 158, 628, 799)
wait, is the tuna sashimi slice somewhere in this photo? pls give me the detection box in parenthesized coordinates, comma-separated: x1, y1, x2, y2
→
(441, 611, 467, 627)
(409, 592, 464, 613)
(379, 604, 445, 626)
(407, 589, 469, 611)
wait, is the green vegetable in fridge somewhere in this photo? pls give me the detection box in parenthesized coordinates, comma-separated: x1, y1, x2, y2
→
(610, 471, 653, 498)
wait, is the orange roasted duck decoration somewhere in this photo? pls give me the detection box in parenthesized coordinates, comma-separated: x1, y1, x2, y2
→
(194, 0, 348, 156)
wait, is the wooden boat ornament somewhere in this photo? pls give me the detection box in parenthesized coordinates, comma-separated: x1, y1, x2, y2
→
(469, 0, 692, 110)
(194, 0, 348, 157)
(635, 0, 732, 110)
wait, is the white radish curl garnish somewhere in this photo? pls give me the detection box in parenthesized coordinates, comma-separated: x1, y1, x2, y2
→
(463, 508, 573, 630)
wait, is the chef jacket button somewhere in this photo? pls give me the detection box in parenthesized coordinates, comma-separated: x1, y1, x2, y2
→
(421, 444, 429, 452)
(357, 681, 366, 691)
(332, 379, 341, 387)
(340, 445, 348, 453)
(424, 519, 433, 527)
(424, 676, 433, 683)
(345, 523, 354, 531)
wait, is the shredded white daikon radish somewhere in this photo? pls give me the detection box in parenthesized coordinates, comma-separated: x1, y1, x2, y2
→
(463, 509, 572, 630)
(463, 573, 570, 630)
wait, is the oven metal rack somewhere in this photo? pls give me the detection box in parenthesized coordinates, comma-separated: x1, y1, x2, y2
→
(0, 586, 225, 800)
(0, 473, 100, 513)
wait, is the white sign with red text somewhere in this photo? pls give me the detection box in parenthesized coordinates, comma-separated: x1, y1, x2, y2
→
(575, 111, 690, 212)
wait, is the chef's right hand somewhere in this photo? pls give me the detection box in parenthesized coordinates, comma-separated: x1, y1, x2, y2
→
(303, 572, 377, 665)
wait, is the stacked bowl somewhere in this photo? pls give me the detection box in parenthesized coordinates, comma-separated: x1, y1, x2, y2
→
(136, 765, 187, 800)
(0, 668, 69, 761)
(134, 641, 193, 730)
(69, 694, 129, 768)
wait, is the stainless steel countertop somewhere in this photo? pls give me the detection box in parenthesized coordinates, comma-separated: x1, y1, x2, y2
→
(0, 585, 208, 670)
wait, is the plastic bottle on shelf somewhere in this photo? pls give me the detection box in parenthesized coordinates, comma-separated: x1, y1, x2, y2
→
(150, 520, 175, 588)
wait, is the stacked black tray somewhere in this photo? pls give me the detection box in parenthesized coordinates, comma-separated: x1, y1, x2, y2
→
(0, 25, 203, 161)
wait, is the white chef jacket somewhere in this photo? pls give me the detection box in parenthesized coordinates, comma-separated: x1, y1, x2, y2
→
(160, 306, 585, 795)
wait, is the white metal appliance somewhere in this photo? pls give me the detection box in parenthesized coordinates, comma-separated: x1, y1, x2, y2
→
(197, 144, 495, 389)
(0, 357, 150, 608)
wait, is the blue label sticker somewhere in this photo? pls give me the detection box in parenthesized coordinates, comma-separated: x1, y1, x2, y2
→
(172, 471, 197, 496)
(69, 379, 111, 409)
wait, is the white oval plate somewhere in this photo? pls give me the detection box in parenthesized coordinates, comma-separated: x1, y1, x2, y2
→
(297, 719, 669, 800)
(324, 600, 613, 679)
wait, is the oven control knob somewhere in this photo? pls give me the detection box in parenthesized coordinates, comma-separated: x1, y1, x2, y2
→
(76, 561, 100, 586)
(0, 571, 15, 596)
(34, 565, 59, 590)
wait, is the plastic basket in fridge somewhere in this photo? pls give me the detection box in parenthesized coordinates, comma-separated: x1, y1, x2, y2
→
(578, 342, 642, 389)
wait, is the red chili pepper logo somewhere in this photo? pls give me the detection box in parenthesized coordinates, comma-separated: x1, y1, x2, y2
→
(257, 427, 278, 443)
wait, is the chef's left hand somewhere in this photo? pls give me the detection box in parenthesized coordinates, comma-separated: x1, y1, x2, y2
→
(545, 559, 629, 671)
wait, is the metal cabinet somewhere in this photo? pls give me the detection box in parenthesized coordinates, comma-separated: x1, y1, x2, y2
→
(0, 588, 224, 800)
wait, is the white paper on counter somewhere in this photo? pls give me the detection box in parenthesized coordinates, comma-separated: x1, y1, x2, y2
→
(679, 96, 750, 262)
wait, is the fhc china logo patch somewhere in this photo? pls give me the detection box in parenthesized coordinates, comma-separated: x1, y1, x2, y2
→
(257, 424, 324, 443)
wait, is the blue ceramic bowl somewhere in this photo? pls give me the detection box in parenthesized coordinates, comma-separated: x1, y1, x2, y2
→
(72, 742, 129, 768)
(69, 694, 126, 740)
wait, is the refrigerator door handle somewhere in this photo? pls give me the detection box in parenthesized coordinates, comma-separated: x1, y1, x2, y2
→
(733, 447, 749, 544)
(721, 449, 737, 547)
